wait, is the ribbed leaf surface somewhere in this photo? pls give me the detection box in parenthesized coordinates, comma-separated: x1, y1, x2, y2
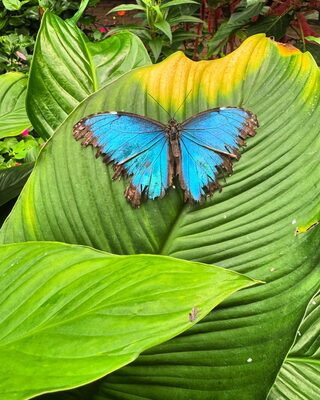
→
(268, 294, 320, 399)
(26, 11, 151, 138)
(0, 242, 256, 400)
(1, 35, 320, 399)
(0, 72, 31, 138)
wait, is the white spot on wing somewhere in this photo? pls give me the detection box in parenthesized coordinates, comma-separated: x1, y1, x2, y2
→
(109, 111, 118, 115)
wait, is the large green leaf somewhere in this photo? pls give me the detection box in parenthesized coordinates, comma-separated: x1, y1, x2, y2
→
(0, 72, 31, 139)
(268, 293, 320, 399)
(26, 11, 151, 139)
(0, 241, 257, 400)
(1, 35, 320, 398)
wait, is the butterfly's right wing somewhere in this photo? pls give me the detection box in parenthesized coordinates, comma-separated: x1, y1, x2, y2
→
(73, 112, 171, 206)
(179, 107, 258, 201)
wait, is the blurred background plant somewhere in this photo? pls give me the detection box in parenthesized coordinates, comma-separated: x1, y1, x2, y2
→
(106, 0, 320, 62)
(206, 0, 320, 62)
(0, 133, 43, 169)
(0, 0, 102, 74)
(107, 0, 203, 61)
(1, 0, 319, 71)
(0, 0, 102, 175)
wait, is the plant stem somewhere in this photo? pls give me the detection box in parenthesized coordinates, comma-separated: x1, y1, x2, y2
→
(70, 0, 90, 24)
(297, 14, 306, 51)
(193, 0, 206, 60)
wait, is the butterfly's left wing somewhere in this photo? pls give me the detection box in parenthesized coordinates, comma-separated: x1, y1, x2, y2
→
(73, 112, 171, 207)
(180, 107, 258, 201)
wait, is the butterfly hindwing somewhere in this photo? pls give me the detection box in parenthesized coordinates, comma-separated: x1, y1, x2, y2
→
(180, 107, 258, 201)
(73, 112, 171, 207)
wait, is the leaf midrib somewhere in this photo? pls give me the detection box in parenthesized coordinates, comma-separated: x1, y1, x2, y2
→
(77, 25, 98, 92)
(158, 199, 186, 256)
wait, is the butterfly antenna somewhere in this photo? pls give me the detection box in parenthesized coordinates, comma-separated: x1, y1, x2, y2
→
(172, 89, 193, 119)
(147, 93, 171, 119)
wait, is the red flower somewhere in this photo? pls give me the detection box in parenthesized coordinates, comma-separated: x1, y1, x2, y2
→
(117, 10, 126, 16)
(99, 26, 107, 33)
(21, 128, 28, 137)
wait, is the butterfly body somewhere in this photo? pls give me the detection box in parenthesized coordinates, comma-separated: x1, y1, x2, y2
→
(73, 107, 258, 207)
(166, 119, 182, 158)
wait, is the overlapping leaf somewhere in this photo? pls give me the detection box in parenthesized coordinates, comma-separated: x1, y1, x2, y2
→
(26, 11, 151, 138)
(268, 293, 320, 399)
(1, 35, 320, 399)
(0, 72, 31, 139)
(0, 241, 257, 400)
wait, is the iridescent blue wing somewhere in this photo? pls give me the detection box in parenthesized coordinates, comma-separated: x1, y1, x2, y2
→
(180, 107, 258, 201)
(73, 112, 171, 207)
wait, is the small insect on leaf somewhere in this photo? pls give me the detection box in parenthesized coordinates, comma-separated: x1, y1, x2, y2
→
(189, 306, 198, 322)
(295, 220, 320, 235)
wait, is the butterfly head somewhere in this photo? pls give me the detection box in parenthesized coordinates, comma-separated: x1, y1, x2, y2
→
(168, 117, 179, 125)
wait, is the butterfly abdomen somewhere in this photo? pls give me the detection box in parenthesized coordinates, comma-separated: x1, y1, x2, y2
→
(167, 119, 182, 159)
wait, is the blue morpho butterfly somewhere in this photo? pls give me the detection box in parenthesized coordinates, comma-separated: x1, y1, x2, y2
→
(73, 98, 258, 207)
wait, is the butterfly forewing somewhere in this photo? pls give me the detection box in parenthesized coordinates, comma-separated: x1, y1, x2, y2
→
(73, 112, 172, 207)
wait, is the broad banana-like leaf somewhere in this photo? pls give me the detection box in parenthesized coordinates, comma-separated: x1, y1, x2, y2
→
(268, 293, 320, 399)
(0, 241, 257, 400)
(26, 11, 151, 139)
(1, 35, 320, 399)
(0, 72, 31, 139)
(0, 73, 33, 209)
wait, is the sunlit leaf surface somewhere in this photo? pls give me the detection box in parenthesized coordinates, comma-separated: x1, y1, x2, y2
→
(0, 241, 256, 400)
(0, 72, 31, 139)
